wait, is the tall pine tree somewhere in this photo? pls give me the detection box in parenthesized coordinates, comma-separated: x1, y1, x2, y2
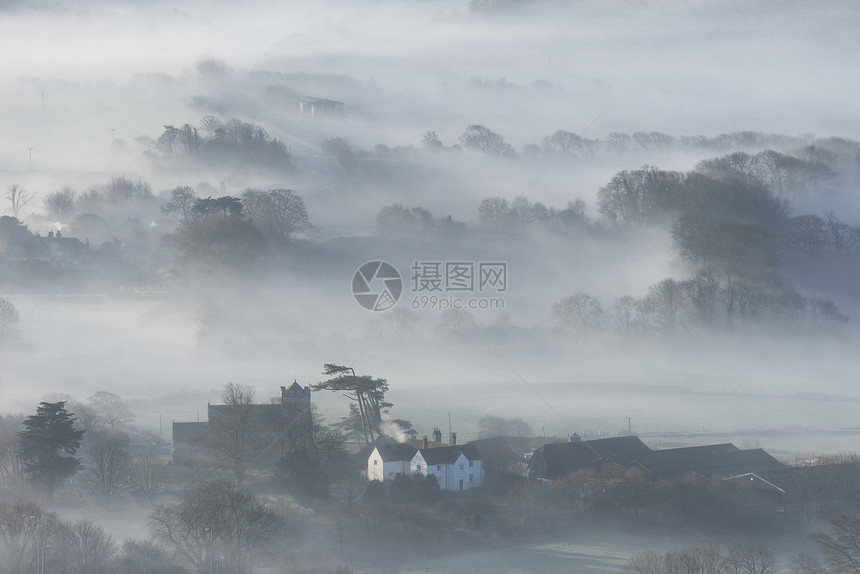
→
(18, 401, 84, 500)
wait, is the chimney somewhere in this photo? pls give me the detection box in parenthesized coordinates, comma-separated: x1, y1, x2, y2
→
(450, 432, 457, 445)
(423, 436, 428, 449)
(433, 428, 442, 443)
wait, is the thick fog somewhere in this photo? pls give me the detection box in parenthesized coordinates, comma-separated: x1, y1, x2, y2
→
(2, 0, 860, 459)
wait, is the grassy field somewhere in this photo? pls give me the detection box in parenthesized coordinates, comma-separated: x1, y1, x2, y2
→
(403, 529, 700, 574)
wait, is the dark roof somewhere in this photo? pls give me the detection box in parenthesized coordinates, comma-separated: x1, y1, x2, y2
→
(418, 445, 468, 466)
(618, 444, 750, 476)
(354, 435, 397, 463)
(610, 443, 738, 469)
(535, 442, 601, 477)
(529, 436, 655, 479)
(284, 381, 306, 393)
(584, 436, 653, 458)
(375, 443, 417, 462)
(530, 435, 653, 479)
(612, 445, 789, 489)
(40, 237, 90, 257)
(455, 444, 480, 461)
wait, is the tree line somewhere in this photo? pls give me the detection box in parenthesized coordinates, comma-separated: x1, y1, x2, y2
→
(336, 126, 827, 162)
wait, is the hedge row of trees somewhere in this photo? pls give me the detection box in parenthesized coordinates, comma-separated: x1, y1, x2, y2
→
(625, 541, 778, 574)
(401, 127, 825, 160)
(418, 125, 826, 161)
(625, 514, 860, 574)
(0, 481, 286, 574)
(553, 277, 847, 339)
(148, 116, 292, 171)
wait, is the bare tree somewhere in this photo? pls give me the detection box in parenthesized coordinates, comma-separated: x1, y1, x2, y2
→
(476, 415, 533, 438)
(62, 520, 116, 574)
(625, 551, 664, 574)
(42, 186, 77, 219)
(0, 501, 64, 574)
(130, 452, 165, 501)
(71, 401, 100, 433)
(814, 514, 860, 574)
(724, 541, 778, 574)
(789, 552, 829, 574)
(0, 297, 19, 343)
(85, 437, 133, 498)
(6, 184, 35, 218)
(115, 539, 179, 574)
(422, 130, 443, 150)
(612, 295, 637, 339)
(808, 298, 849, 327)
(606, 132, 632, 157)
(459, 124, 512, 156)
(149, 480, 284, 574)
(648, 278, 688, 334)
(161, 185, 197, 221)
(87, 391, 134, 430)
(824, 210, 858, 251)
(241, 188, 309, 239)
(208, 383, 258, 486)
(0, 428, 25, 493)
(552, 293, 604, 336)
(787, 214, 827, 255)
(677, 543, 724, 574)
(634, 294, 658, 336)
(477, 197, 510, 229)
(544, 130, 582, 155)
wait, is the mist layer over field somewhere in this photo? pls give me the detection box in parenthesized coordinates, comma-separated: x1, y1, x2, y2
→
(1, 0, 859, 463)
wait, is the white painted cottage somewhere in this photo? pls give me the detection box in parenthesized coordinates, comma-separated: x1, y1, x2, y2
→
(367, 443, 418, 482)
(411, 445, 484, 491)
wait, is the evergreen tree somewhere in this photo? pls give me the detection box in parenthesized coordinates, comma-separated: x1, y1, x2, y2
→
(18, 401, 84, 500)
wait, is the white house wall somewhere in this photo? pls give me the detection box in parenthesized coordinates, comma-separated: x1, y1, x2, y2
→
(411, 452, 480, 492)
(368, 449, 412, 482)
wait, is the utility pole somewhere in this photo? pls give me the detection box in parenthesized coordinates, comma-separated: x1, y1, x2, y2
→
(448, 411, 452, 444)
(27, 147, 33, 170)
(110, 128, 116, 144)
(39, 91, 45, 113)
(627, 417, 632, 435)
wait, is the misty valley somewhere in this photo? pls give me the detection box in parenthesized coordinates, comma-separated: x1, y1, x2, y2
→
(1, 1, 860, 573)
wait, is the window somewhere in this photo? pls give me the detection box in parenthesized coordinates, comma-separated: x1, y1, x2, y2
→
(470, 474, 474, 483)
(459, 463, 464, 470)
(436, 465, 441, 471)
(373, 460, 378, 465)
(469, 461, 474, 467)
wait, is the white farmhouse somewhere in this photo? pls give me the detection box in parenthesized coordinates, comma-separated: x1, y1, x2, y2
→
(367, 443, 418, 482)
(411, 445, 484, 491)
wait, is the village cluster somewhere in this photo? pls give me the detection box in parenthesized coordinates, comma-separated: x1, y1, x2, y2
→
(171, 383, 791, 501)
